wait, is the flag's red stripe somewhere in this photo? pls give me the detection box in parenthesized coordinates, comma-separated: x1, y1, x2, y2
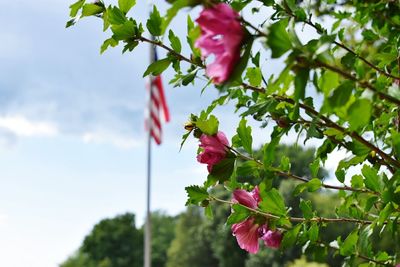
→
(154, 76, 170, 122)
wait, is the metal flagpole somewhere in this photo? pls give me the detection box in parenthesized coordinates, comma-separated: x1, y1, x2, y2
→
(144, 43, 154, 267)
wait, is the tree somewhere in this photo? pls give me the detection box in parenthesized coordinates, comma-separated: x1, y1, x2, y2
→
(68, 0, 400, 265)
(60, 212, 177, 267)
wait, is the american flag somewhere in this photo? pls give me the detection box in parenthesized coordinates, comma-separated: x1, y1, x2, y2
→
(147, 46, 170, 145)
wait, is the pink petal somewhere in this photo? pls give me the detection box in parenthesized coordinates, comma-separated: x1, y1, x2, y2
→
(232, 218, 260, 254)
(233, 189, 258, 209)
(261, 230, 282, 249)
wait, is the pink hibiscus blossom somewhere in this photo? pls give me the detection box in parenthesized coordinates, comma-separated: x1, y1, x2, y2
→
(195, 3, 245, 84)
(197, 131, 229, 172)
(231, 187, 282, 253)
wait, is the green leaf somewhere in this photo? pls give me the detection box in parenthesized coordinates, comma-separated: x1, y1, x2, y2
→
(351, 175, 364, 188)
(69, 0, 85, 17)
(347, 99, 372, 131)
(100, 37, 118, 54)
(107, 6, 127, 25)
(308, 223, 319, 242)
(299, 199, 313, 220)
(267, 19, 292, 58)
(179, 130, 191, 151)
(259, 188, 287, 216)
(196, 115, 219, 135)
(309, 159, 320, 178)
(143, 58, 171, 77)
(168, 30, 182, 53)
(281, 224, 301, 249)
(280, 156, 291, 172)
(294, 68, 309, 100)
(208, 157, 236, 183)
(226, 204, 251, 225)
(118, 0, 136, 14)
(328, 81, 353, 108)
(185, 185, 208, 205)
(236, 161, 259, 177)
(81, 3, 104, 17)
(245, 67, 262, 87)
(293, 183, 308, 196)
(164, 0, 198, 33)
(306, 178, 322, 192)
(224, 40, 253, 86)
(146, 5, 163, 36)
(204, 205, 213, 219)
(237, 118, 253, 154)
(377, 203, 393, 226)
(361, 165, 381, 191)
(339, 230, 359, 256)
(111, 20, 136, 40)
(358, 225, 373, 256)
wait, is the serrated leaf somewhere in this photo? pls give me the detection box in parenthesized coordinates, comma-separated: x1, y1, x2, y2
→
(204, 205, 213, 219)
(81, 3, 104, 17)
(168, 30, 182, 53)
(299, 199, 313, 220)
(294, 68, 309, 100)
(107, 6, 127, 25)
(111, 20, 136, 40)
(69, 0, 85, 17)
(306, 178, 322, 192)
(236, 161, 259, 177)
(196, 115, 219, 135)
(339, 230, 358, 256)
(208, 157, 236, 183)
(245, 67, 262, 87)
(328, 81, 353, 108)
(280, 156, 291, 172)
(351, 175, 364, 188)
(226, 204, 251, 225)
(378, 203, 393, 226)
(358, 225, 373, 256)
(347, 99, 372, 131)
(143, 58, 171, 77)
(179, 130, 191, 151)
(259, 188, 287, 216)
(281, 224, 301, 249)
(361, 165, 381, 191)
(267, 19, 292, 58)
(146, 5, 163, 36)
(185, 185, 208, 205)
(118, 0, 136, 14)
(308, 223, 319, 242)
(100, 37, 118, 54)
(237, 118, 253, 154)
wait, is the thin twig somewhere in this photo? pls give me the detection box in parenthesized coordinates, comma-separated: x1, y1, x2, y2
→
(229, 147, 379, 195)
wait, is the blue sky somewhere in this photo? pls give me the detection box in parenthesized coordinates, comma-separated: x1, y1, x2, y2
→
(0, 1, 216, 266)
(0, 1, 345, 266)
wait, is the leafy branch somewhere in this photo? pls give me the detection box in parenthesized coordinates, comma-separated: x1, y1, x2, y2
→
(229, 147, 380, 195)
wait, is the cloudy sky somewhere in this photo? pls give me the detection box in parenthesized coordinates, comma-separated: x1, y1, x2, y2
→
(0, 1, 343, 266)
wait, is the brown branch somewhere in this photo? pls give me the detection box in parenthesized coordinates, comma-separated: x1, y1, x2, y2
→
(136, 34, 400, 169)
(210, 196, 392, 225)
(229, 147, 379, 195)
(272, 95, 400, 170)
(284, 12, 400, 81)
(315, 60, 400, 106)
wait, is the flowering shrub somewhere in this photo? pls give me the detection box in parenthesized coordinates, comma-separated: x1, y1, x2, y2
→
(68, 0, 400, 265)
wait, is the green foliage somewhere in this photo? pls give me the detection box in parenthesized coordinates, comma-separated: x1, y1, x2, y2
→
(68, 0, 400, 265)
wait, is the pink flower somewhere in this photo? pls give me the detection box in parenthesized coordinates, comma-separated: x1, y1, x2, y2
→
(232, 218, 260, 254)
(197, 131, 229, 172)
(231, 187, 282, 253)
(195, 3, 245, 84)
(260, 228, 282, 249)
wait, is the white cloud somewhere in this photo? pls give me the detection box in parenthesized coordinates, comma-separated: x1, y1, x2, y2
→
(82, 131, 144, 149)
(0, 115, 58, 137)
